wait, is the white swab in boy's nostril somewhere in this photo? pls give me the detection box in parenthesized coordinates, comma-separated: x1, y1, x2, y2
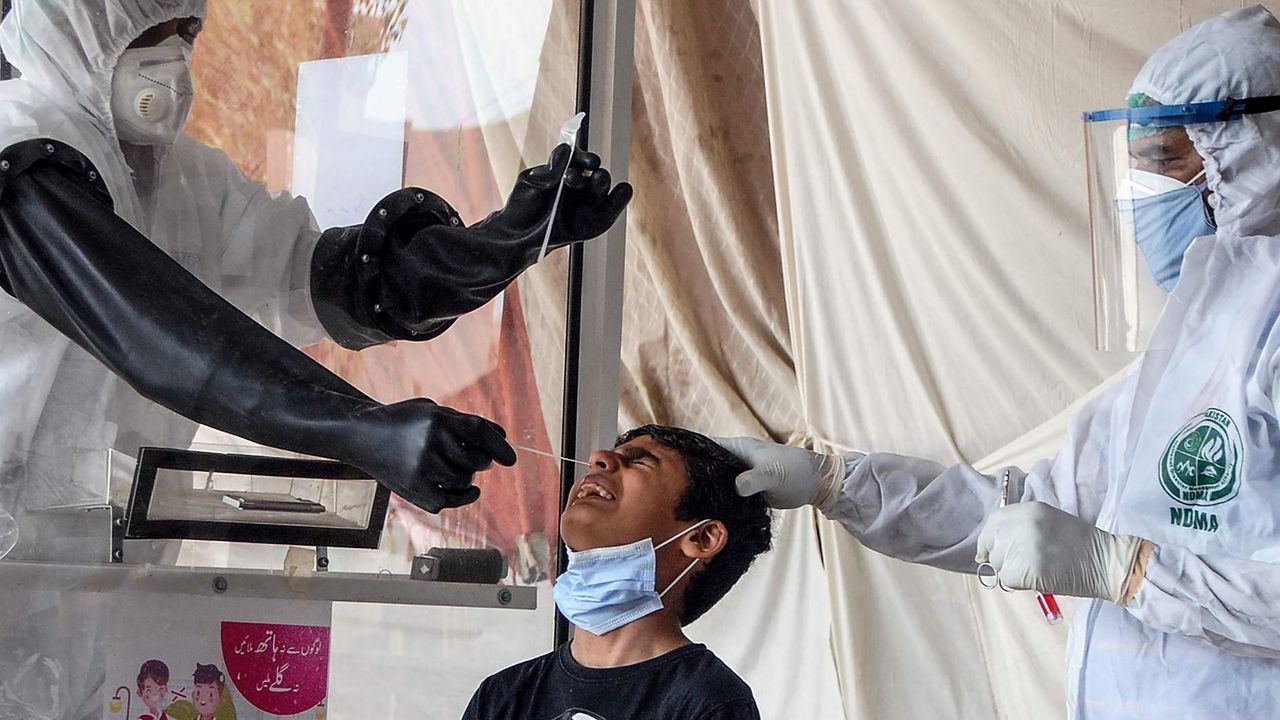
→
(512, 442, 592, 468)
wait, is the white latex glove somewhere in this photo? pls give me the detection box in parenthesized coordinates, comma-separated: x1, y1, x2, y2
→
(975, 501, 1145, 603)
(716, 437, 843, 511)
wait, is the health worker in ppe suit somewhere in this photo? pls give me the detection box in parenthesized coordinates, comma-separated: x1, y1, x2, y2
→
(0, 2, 633, 524)
(723, 6, 1280, 719)
(0, 2, 629, 717)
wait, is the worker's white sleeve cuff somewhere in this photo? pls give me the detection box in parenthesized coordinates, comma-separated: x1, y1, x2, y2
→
(1126, 543, 1280, 659)
(813, 452, 854, 513)
(1127, 544, 1205, 637)
(817, 451, 867, 521)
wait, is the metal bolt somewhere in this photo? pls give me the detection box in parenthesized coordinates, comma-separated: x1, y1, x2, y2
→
(373, 303, 382, 313)
(114, 517, 125, 528)
(317, 556, 330, 569)
(44, 143, 54, 154)
(360, 253, 371, 263)
(88, 170, 97, 181)
(498, 588, 513, 605)
(414, 192, 425, 202)
(1, 160, 10, 171)
(111, 548, 124, 561)
(213, 576, 228, 594)
(449, 216, 460, 226)
(377, 208, 388, 218)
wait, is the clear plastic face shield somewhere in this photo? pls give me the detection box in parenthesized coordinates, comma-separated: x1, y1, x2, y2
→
(1083, 95, 1280, 350)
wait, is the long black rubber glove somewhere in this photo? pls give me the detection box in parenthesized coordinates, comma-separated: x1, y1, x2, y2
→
(311, 144, 633, 349)
(0, 139, 515, 513)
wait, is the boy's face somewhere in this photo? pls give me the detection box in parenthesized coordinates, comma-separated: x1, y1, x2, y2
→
(561, 435, 692, 551)
(192, 683, 220, 714)
(140, 677, 167, 710)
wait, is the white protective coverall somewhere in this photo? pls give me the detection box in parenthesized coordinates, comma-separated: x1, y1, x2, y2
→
(0, 0, 326, 545)
(818, 7, 1280, 718)
(0, 2, 324, 717)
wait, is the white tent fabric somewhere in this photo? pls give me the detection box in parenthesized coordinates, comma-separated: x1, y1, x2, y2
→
(687, 508, 844, 720)
(615, 5, 844, 718)
(750, 1, 1271, 718)
(516, 4, 841, 717)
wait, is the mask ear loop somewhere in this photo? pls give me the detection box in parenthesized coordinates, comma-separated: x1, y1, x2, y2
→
(1186, 167, 1217, 228)
(654, 519, 714, 597)
(653, 519, 713, 551)
(660, 557, 701, 597)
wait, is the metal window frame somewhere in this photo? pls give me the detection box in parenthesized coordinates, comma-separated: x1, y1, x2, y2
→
(0, 1, 10, 80)
(0, 560, 535, 608)
(555, 0, 635, 646)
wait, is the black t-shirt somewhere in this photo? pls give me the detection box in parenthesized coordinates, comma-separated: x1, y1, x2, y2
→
(461, 642, 760, 720)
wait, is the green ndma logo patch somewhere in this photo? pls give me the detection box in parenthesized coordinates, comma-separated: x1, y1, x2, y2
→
(1159, 407, 1242, 506)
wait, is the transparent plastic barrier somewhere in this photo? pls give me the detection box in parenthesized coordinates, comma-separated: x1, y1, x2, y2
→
(0, 1, 586, 717)
(177, 1, 583, 715)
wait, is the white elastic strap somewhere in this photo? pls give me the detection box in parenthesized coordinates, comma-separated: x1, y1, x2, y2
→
(654, 518, 713, 551)
(654, 519, 712, 597)
(660, 558, 701, 597)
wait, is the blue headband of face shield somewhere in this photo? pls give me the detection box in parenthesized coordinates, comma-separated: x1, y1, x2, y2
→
(1083, 93, 1280, 127)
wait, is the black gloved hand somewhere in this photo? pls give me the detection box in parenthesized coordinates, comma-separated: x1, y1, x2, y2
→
(380, 145, 634, 326)
(355, 399, 517, 512)
(481, 143, 634, 252)
(310, 146, 633, 349)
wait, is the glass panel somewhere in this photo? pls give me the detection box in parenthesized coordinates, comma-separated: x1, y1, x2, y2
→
(173, 1, 580, 716)
(0, 1, 587, 715)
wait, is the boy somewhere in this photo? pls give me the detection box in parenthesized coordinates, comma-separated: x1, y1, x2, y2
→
(464, 426, 771, 719)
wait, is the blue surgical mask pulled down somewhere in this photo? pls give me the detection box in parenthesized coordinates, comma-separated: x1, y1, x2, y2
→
(553, 519, 712, 636)
(1121, 169, 1215, 292)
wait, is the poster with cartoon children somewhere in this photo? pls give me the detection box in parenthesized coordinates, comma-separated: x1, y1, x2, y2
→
(105, 595, 330, 720)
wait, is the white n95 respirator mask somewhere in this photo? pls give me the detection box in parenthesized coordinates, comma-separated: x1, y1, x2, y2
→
(111, 35, 194, 146)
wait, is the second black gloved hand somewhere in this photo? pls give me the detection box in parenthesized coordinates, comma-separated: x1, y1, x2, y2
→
(387, 144, 632, 322)
(311, 146, 632, 349)
(484, 143, 635, 251)
(355, 398, 518, 513)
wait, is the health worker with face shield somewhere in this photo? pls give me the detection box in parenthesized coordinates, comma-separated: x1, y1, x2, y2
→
(723, 6, 1280, 718)
(0, 2, 630, 717)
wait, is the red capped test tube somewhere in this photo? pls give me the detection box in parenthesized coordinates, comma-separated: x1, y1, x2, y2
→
(1037, 591, 1063, 624)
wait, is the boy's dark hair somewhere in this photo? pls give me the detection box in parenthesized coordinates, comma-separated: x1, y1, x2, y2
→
(137, 659, 169, 691)
(192, 663, 224, 686)
(616, 424, 772, 625)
